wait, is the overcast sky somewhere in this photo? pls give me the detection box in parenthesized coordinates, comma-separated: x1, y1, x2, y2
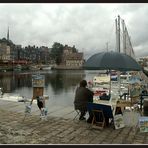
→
(0, 3, 148, 59)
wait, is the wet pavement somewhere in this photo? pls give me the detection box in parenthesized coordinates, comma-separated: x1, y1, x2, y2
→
(0, 99, 147, 144)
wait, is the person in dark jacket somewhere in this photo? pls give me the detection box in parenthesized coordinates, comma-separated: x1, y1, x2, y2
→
(74, 80, 94, 120)
(30, 96, 45, 110)
(30, 96, 47, 119)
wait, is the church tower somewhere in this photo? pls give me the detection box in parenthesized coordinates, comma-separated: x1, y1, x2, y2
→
(7, 27, 9, 41)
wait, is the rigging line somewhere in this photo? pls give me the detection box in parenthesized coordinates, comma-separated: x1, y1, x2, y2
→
(120, 18, 124, 42)
(120, 17, 134, 55)
(106, 21, 115, 50)
(121, 19, 135, 56)
(119, 26, 124, 53)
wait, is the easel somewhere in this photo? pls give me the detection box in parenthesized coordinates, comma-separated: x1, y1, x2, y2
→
(23, 74, 45, 121)
(32, 74, 45, 99)
(23, 101, 32, 122)
(32, 87, 44, 100)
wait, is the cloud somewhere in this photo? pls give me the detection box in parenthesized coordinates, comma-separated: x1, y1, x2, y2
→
(0, 3, 148, 59)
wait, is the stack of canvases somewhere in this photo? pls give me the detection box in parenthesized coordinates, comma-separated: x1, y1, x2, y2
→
(129, 83, 141, 104)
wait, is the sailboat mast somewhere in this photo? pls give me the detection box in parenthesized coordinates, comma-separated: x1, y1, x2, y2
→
(117, 15, 121, 53)
(116, 15, 121, 95)
(122, 19, 126, 54)
(115, 15, 121, 53)
(115, 18, 118, 52)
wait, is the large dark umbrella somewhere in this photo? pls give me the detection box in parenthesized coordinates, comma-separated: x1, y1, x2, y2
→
(83, 51, 142, 95)
(83, 51, 142, 71)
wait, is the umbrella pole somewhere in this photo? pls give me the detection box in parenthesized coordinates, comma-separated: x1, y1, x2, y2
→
(117, 71, 121, 95)
(109, 70, 111, 95)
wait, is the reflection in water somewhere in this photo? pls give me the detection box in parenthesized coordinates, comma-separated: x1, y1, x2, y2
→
(0, 70, 102, 106)
(0, 70, 86, 106)
(0, 72, 32, 93)
(48, 70, 86, 94)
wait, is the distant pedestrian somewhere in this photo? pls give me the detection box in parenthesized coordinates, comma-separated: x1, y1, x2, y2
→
(74, 80, 94, 120)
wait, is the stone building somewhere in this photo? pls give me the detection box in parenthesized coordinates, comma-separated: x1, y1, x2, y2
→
(0, 42, 11, 62)
(61, 45, 84, 68)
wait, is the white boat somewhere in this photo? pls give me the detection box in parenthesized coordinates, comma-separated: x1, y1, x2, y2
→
(29, 65, 40, 71)
(13, 64, 22, 71)
(42, 66, 52, 70)
(0, 93, 25, 102)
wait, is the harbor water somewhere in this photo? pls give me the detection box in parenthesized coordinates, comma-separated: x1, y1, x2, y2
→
(0, 70, 105, 108)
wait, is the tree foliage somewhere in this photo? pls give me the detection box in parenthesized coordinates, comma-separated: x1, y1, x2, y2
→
(72, 46, 78, 53)
(50, 42, 64, 65)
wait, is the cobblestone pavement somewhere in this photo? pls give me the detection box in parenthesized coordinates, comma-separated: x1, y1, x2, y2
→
(0, 100, 147, 144)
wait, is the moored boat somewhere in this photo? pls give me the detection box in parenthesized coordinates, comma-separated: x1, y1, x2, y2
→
(13, 64, 22, 71)
(29, 65, 40, 71)
(42, 66, 52, 70)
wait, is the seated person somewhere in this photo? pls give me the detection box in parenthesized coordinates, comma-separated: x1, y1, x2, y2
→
(74, 80, 94, 120)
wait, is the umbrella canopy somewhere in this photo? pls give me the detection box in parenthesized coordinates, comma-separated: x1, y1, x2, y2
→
(83, 51, 142, 71)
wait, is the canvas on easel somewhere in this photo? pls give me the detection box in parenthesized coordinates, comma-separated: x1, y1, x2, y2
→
(32, 74, 45, 99)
